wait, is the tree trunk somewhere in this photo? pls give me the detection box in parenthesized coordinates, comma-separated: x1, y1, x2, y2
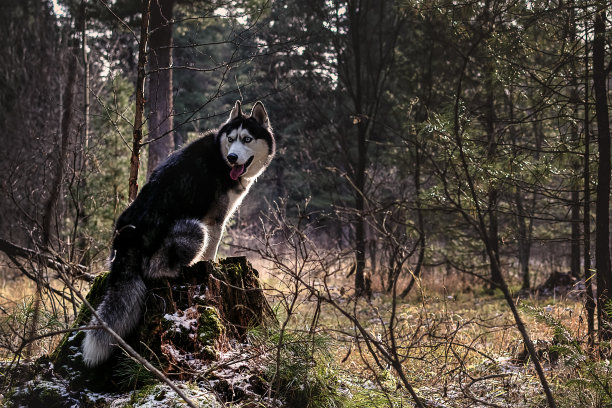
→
(570, 191, 581, 278)
(569, 3, 581, 280)
(146, 0, 176, 178)
(401, 139, 425, 298)
(488, 190, 503, 286)
(42, 56, 77, 246)
(583, 14, 595, 343)
(347, 0, 369, 296)
(129, 0, 152, 201)
(81, 0, 89, 156)
(593, 7, 612, 340)
(485, 66, 502, 288)
(515, 190, 531, 290)
(354, 123, 368, 296)
(507, 88, 533, 290)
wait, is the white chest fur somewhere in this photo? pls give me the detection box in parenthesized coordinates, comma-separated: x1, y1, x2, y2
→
(226, 180, 253, 220)
(199, 180, 254, 261)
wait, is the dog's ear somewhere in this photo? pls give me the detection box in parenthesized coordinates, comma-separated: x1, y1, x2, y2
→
(250, 101, 269, 128)
(228, 100, 243, 121)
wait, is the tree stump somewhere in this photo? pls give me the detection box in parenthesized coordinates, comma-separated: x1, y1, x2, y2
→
(49, 256, 273, 391)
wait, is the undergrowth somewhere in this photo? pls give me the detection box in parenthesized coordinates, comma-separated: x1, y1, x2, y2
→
(114, 354, 159, 390)
(249, 325, 346, 408)
(522, 303, 612, 407)
(0, 295, 64, 360)
(0, 267, 606, 408)
(249, 322, 413, 408)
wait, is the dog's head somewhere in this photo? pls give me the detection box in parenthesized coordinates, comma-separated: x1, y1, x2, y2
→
(218, 101, 275, 181)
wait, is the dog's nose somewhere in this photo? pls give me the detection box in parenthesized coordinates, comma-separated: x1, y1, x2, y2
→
(227, 153, 238, 164)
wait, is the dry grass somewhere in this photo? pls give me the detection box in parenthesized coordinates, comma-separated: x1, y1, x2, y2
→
(254, 252, 593, 407)
(0, 253, 598, 407)
(0, 269, 37, 304)
(0, 263, 89, 360)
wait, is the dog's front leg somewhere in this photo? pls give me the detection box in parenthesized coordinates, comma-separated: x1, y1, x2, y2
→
(203, 223, 224, 261)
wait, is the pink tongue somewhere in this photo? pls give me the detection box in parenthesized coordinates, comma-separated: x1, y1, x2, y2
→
(230, 165, 244, 180)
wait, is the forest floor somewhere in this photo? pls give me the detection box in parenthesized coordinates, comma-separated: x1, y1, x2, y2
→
(256, 259, 598, 408)
(0, 260, 602, 407)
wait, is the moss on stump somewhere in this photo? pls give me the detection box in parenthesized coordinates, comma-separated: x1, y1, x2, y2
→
(49, 256, 272, 391)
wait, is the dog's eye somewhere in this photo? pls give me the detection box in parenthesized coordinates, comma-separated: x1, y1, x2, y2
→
(243, 136, 253, 143)
(227, 136, 235, 143)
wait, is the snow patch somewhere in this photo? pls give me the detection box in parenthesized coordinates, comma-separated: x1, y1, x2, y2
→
(163, 306, 199, 333)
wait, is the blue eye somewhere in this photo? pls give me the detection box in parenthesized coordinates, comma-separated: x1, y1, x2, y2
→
(227, 136, 235, 143)
(243, 136, 253, 143)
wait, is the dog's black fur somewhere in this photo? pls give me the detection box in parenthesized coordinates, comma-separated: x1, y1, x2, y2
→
(82, 102, 274, 366)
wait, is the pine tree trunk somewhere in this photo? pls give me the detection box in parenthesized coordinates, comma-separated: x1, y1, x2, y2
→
(569, 3, 582, 280)
(515, 191, 531, 290)
(348, 0, 368, 297)
(485, 70, 502, 288)
(146, 0, 176, 178)
(401, 140, 425, 298)
(583, 16, 595, 343)
(42, 55, 77, 245)
(354, 122, 368, 296)
(129, 0, 152, 201)
(593, 7, 612, 340)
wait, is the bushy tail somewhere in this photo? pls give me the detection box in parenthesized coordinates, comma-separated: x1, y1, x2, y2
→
(82, 258, 147, 367)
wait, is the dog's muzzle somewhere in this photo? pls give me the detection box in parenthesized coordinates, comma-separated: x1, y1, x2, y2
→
(228, 156, 254, 180)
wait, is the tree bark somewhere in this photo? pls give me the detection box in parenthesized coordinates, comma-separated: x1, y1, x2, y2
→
(400, 138, 425, 298)
(583, 13, 595, 343)
(146, 0, 175, 178)
(81, 0, 89, 156)
(570, 190, 581, 278)
(569, 2, 581, 280)
(515, 190, 532, 290)
(593, 7, 612, 340)
(485, 61, 502, 288)
(347, 0, 368, 296)
(42, 55, 77, 245)
(354, 122, 368, 296)
(508, 88, 531, 290)
(129, 0, 152, 201)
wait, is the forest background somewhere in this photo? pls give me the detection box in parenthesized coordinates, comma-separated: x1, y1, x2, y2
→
(0, 0, 611, 407)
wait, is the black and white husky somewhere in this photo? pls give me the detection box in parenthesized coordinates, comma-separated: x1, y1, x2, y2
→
(82, 101, 275, 366)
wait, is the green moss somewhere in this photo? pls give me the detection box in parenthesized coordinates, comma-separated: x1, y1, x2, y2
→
(197, 306, 224, 360)
(33, 382, 64, 402)
(75, 272, 111, 324)
(33, 383, 63, 403)
(197, 306, 224, 345)
(218, 256, 250, 282)
(127, 384, 160, 406)
(222, 262, 243, 280)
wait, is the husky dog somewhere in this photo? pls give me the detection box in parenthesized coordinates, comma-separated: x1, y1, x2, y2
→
(82, 101, 275, 366)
